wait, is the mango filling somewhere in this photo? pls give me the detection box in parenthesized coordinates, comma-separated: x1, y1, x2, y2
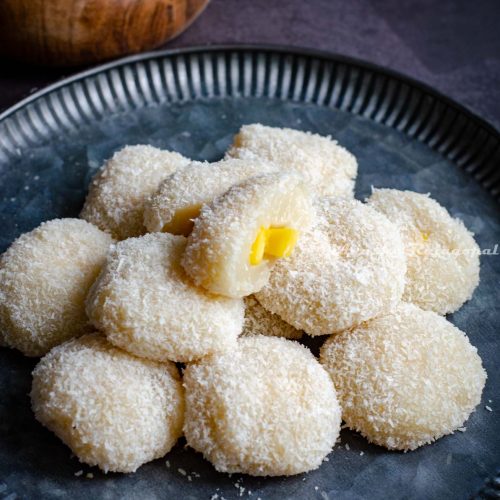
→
(249, 227, 298, 265)
(162, 204, 202, 237)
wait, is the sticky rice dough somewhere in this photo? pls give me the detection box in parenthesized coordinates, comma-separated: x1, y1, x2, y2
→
(226, 123, 357, 197)
(31, 334, 184, 473)
(81, 145, 190, 240)
(0, 219, 112, 357)
(86, 232, 244, 363)
(182, 172, 314, 298)
(256, 198, 406, 335)
(242, 296, 303, 340)
(320, 302, 486, 451)
(144, 158, 278, 236)
(184, 336, 341, 476)
(366, 189, 480, 314)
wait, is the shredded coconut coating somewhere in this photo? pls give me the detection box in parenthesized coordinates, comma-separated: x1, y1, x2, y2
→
(86, 232, 244, 363)
(184, 336, 341, 476)
(31, 334, 184, 473)
(0, 219, 113, 357)
(144, 158, 278, 234)
(242, 296, 302, 340)
(366, 189, 480, 314)
(182, 172, 314, 298)
(320, 303, 487, 451)
(256, 198, 406, 335)
(80, 145, 190, 240)
(226, 123, 357, 198)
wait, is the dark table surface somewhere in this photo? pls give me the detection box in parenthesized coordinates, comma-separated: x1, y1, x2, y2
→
(1, 0, 500, 131)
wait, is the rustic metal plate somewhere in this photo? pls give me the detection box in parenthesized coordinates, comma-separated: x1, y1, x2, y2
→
(0, 46, 499, 499)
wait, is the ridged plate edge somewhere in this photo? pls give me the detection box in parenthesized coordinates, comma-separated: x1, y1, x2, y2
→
(1, 46, 499, 201)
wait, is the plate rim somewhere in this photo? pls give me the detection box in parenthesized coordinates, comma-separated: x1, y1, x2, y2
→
(0, 43, 499, 141)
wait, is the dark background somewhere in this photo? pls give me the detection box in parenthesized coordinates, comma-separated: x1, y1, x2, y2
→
(1, 0, 500, 129)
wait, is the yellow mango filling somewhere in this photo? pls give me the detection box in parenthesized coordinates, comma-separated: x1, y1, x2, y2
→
(249, 227, 298, 265)
(232, 133, 243, 148)
(420, 231, 430, 242)
(162, 204, 202, 237)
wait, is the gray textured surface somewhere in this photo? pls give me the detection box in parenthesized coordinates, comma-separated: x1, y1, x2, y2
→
(1, 0, 500, 131)
(0, 93, 499, 499)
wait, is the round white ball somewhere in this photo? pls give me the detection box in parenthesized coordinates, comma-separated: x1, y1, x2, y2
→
(182, 172, 314, 298)
(184, 336, 341, 476)
(0, 218, 112, 357)
(86, 232, 244, 363)
(31, 333, 184, 473)
(144, 158, 278, 235)
(242, 296, 302, 339)
(227, 123, 357, 198)
(81, 145, 190, 240)
(256, 198, 406, 335)
(367, 189, 480, 314)
(320, 302, 487, 451)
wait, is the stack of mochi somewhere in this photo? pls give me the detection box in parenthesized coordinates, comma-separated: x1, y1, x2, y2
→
(0, 123, 486, 476)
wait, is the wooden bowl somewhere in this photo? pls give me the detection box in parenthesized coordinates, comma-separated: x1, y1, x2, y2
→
(0, 0, 209, 67)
